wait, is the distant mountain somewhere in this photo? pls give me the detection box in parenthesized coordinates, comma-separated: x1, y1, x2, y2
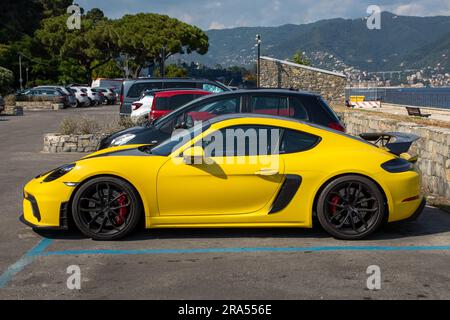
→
(180, 12, 450, 73)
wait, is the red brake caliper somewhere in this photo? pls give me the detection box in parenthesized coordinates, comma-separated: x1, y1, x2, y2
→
(114, 193, 128, 225)
(330, 196, 341, 215)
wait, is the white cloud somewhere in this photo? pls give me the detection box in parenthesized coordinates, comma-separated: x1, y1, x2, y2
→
(77, 0, 450, 29)
(208, 21, 226, 29)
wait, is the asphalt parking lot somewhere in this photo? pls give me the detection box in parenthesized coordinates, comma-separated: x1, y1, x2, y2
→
(0, 107, 449, 300)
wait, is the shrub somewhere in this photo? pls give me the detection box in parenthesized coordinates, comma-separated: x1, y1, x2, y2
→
(4, 94, 16, 106)
(59, 116, 136, 135)
(15, 95, 60, 102)
(60, 117, 100, 135)
(0, 66, 13, 95)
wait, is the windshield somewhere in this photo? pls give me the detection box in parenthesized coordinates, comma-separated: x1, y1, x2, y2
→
(149, 122, 212, 156)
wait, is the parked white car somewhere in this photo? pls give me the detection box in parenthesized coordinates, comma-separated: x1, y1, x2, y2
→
(71, 87, 102, 106)
(69, 87, 90, 107)
(130, 93, 155, 123)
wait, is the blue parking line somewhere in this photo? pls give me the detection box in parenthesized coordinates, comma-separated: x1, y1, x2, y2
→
(2, 241, 449, 288)
(41, 245, 450, 256)
(0, 238, 53, 289)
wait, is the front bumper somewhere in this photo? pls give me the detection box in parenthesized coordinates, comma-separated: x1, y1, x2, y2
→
(20, 214, 68, 230)
(21, 178, 74, 229)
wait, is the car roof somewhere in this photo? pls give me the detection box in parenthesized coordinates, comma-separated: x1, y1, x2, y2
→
(231, 88, 320, 97)
(154, 89, 211, 97)
(205, 113, 373, 146)
(125, 77, 212, 83)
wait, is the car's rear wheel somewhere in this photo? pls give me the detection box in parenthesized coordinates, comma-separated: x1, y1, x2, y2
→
(71, 177, 142, 240)
(317, 175, 385, 240)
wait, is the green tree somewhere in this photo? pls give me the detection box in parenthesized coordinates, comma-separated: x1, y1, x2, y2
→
(153, 64, 188, 78)
(92, 60, 124, 79)
(112, 13, 209, 77)
(0, 0, 72, 43)
(36, 9, 118, 83)
(0, 66, 14, 94)
(292, 50, 311, 66)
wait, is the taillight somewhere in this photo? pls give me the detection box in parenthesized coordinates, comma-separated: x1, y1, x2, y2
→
(132, 103, 143, 111)
(328, 122, 346, 132)
(120, 95, 124, 106)
(80, 93, 87, 97)
(98, 92, 104, 96)
(149, 110, 156, 121)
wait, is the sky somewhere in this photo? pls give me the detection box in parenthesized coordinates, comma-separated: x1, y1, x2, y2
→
(76, 0, 450, 29)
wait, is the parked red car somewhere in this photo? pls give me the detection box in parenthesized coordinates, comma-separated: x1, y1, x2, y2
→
(131, 89, 212, 123)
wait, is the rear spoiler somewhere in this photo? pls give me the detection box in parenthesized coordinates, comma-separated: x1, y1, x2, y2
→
(360, 132, 420, 156)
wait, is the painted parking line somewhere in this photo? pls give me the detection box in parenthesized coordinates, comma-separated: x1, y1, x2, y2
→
(41, 245, 450, 256)
(0, 238, 53, 289)
(2, 240, 450, 289)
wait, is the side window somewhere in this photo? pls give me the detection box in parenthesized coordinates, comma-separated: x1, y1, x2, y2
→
(251, 96, 290, 117)
(290, 95, 334, 125)
(202, 125, 281, 157)
(288, 97, 309, 121)
(159, 97, 240, 134)
(202, 83, 225, 93)
(127, 82, 162, 98)
(280, 129, 320, 154)
(168, 94, 195, 110)
(184, 97, 240, 128)
(164, 82, 197, 89)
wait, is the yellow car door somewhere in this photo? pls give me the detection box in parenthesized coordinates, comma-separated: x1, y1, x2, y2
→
(157, 125, 285, 216)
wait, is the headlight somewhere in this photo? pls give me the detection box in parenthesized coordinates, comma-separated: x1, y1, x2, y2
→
(43, 164, 76, 182)
(111, 134, 136, 146)
(381, 158, 414, 173)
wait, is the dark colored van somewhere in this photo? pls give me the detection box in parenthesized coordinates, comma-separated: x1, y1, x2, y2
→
(119, 78, 230, 116)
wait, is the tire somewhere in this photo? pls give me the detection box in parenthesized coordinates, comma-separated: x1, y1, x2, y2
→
(71, 177, 143, 240)
(88, 98, 95, 107)
(316, 175, 385, 240)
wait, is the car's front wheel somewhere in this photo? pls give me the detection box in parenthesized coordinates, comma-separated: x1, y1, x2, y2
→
(316, 175, 385, 240)
(71, 177, 143, 240)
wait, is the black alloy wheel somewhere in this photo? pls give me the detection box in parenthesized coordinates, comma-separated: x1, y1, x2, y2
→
(317, 175, 385, 240)
(72, 177, 142, 240)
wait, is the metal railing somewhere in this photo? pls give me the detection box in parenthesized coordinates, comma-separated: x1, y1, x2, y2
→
(345, 87, 450, 109)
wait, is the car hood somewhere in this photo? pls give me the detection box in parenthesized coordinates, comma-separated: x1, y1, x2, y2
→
(81, 144, 153, 160)
(100, 125, 169, 150)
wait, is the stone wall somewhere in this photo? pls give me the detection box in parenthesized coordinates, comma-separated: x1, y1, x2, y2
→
(259, 56, 347, 104)
(16, 101, 64, 111)
(340, 111, 450, 200)
(43, 133, 106, 153)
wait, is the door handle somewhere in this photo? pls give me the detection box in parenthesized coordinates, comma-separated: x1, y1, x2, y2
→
(255, 169, 279, 176)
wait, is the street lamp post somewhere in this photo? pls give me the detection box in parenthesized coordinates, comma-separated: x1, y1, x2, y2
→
(255, 34, 261, 88)
(161, 46, 166, 78)
(19, 54, 23, 91)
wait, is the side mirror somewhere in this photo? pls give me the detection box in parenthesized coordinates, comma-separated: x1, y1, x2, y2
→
(183, 146, 205, 165)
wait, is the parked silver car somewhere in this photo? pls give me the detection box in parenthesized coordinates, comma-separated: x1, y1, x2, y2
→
(69, 87, 91, 107)
(71, 86, 102, 106)
(91, 87, 117, 105)
(36, 86, 77, 108)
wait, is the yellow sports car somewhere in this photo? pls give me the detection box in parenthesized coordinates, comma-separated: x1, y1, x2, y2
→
(21, 114, 425, 240)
